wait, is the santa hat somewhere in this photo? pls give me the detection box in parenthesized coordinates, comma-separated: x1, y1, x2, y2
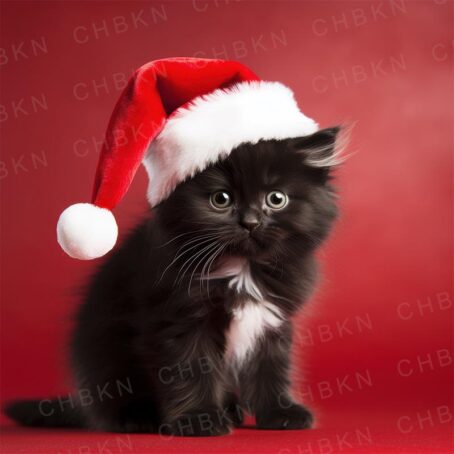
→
(57, 57, 319, 260)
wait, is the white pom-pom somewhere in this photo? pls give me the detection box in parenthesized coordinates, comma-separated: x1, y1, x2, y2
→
(57, 203, 118, 260)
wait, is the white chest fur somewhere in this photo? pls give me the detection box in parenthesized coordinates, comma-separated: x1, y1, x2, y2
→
(211, 257, 284, 366)
(225, 300, 283, 366)
(209, 256, 263, 300)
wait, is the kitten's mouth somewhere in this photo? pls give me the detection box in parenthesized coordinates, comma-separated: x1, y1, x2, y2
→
(232, 231, 265, 256)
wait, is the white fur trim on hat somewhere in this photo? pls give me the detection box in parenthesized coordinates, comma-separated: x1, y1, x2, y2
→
(143, 81, 319, 206)
(56, 203, 118, 260)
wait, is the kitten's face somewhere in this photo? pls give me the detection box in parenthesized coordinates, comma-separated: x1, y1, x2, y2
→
(158, 128, 339, 261)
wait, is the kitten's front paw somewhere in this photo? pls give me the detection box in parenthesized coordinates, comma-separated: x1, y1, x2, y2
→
(256, 404, 314, 430)
(164, 410, 232, 437)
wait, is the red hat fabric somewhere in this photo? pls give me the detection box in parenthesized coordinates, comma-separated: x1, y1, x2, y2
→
(56, 58, 319, 260)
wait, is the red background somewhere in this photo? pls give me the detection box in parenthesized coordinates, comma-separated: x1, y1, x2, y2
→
(1, 1, 452, 453)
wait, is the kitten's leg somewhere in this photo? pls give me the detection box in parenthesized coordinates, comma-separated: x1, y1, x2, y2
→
(224, 391, 243, 427)
(239, 324, 314, 430)
(149, 326, 232, 436)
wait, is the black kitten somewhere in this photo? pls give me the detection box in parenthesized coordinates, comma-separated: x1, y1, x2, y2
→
(6, 127, 341, 436)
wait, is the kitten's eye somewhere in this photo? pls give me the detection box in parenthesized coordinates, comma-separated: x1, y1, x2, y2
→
(210, 191, 233, 210)
(266, 191, 288, 210)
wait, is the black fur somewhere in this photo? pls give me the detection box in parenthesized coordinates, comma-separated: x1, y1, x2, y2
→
(5, 128, 340, 436)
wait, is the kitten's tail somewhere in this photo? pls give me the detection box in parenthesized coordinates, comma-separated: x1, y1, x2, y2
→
(4, 398, 84, 428)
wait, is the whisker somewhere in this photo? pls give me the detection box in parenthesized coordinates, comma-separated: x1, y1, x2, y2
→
(187, 241, 222, 296)
(198, 241, 225, 295)
(178, 242, 219, 292)
(158, 235, 219, 283)
(156, 229, 220, 248)
(172, 233, 220, 256)
(175, 240, 219, 287)
(204, 242, 228, 300)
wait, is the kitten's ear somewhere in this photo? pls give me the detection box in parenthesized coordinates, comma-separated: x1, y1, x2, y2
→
(287, 126, 346, 169)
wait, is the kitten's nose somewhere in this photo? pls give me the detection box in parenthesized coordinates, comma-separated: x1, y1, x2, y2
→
(240, 213, 261, 232)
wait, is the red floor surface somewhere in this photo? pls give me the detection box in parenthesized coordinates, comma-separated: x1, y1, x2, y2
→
(1, 413, 453, 454)
(2, 400, 453, 453)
